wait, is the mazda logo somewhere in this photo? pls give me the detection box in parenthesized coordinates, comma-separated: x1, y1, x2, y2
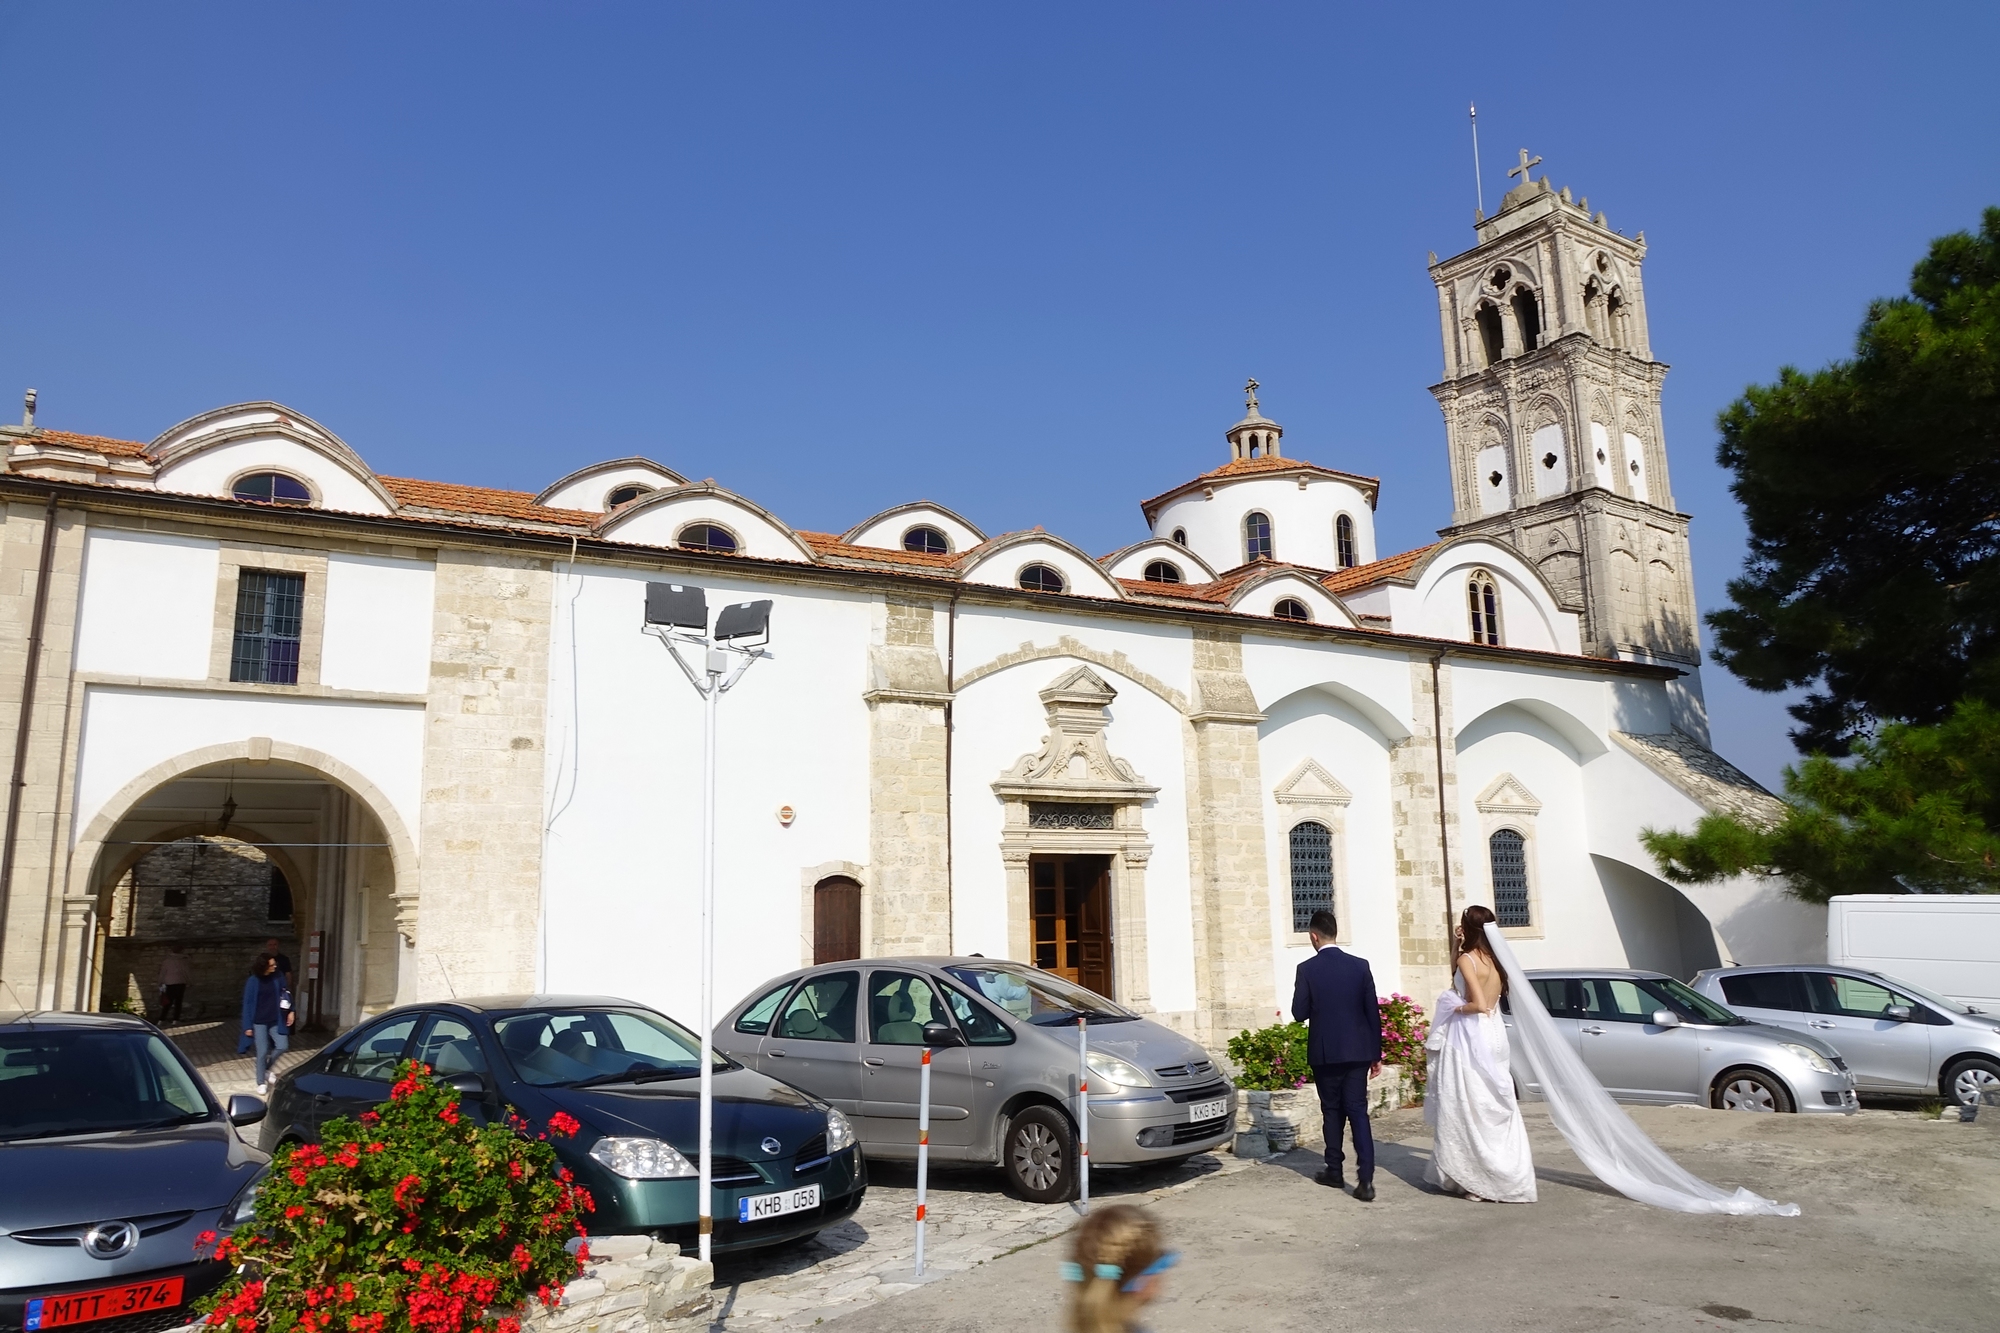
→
(760, 1137, 782, 1156)
(82, 1222, 139, 1260)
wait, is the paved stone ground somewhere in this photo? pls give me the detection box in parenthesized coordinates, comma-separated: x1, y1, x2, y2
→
(705, 1152, 1252, 1330)
(830, 1104, 2000, 1333)
(166, 1018, 332, 1100)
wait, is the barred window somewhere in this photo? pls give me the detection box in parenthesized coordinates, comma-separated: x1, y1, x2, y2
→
(230, 570, 305, 685)
(1288, 821, 1334, 933)
(1489, 829, 1531, 927)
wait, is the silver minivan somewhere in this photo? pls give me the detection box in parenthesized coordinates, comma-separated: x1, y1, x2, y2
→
(715, 957, 1236, 1203)
(1691, 965, 2000, 1105)
(1508, 969, 1858, 1114)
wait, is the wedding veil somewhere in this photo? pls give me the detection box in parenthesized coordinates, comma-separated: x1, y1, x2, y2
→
(1483, 923, 1800, 1217)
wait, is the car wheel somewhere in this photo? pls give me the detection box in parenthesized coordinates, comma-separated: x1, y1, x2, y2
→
(1004, 1106, 1077, 1204)
(1712, 1067, 1795, 1113)
(1944, 1056, 2000, 1106)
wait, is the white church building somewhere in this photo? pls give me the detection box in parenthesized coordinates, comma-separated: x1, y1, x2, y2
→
(0, 165, 1814, 1043)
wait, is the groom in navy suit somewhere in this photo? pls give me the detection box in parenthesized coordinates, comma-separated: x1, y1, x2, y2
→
(1291, 909, 1383, 1201)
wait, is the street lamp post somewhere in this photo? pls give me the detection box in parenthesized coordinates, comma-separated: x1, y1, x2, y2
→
(643, 582, 771, 1264)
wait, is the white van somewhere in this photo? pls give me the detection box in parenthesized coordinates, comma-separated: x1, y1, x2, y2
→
(1827, 895, 2000, 1011)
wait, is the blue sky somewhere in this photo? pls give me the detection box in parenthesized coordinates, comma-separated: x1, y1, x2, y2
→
(3, 3, 1996, 790)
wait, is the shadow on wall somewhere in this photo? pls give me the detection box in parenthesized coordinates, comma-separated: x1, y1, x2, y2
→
(1591, 854, 1722, 981)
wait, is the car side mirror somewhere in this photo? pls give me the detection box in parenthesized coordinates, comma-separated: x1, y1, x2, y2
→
(445, 1071, 490, 1096)
(1650, 1010, 1683, 1029)
(226, 1094, 267, 1127)
(921, 1022, 967, 1049)
(1885, 1005, 1913, 1022)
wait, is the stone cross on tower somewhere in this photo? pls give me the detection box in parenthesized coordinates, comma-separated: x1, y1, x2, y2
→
(1507, 149, 1543, 189)
(1244, 377, 1260, 414)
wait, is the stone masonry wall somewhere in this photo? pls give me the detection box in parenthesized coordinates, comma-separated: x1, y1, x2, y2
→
(522, 1236, 713, 1333)
(1389, 656, 1461, 1003)
(0, 500, 86, 1011)
(1183, 629, 1277, 1043)
(412, 550, 553, 1000)
(864, 597, 952, 954)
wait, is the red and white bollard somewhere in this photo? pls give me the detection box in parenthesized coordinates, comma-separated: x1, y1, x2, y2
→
(914, 1045, 932, 1275)
(1076, 1015, 1090, 1210)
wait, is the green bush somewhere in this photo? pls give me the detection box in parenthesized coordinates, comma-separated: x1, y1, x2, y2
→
(1226, 1021, 1311, 1090)
(195, 1060, 591, 1333)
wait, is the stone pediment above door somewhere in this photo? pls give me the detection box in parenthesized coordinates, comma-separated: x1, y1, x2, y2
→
(1273, 758, 1353, 809)
(992, 665, 1159, 804)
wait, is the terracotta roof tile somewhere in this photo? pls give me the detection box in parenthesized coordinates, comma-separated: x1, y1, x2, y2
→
(21, 429, 149, 458)
(378, 476, 596, 527)
(1320, 543, 1437, 594)
(1138, 454, 1382, 521)
(797, 531, 964, 569)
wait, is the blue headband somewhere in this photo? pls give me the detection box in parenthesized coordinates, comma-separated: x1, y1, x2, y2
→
(1060, 1251, 1180, 1293)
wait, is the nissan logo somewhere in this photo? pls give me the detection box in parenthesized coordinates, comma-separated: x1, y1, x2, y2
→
(82, 1222, 139, 1260)
(760, 1137, 782, 1156)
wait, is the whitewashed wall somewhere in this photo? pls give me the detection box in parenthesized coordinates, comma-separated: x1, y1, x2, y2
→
(154, 437, 392, 515)
(1152, 474, 1378, 574)
(321, 554, 435, 694)
(75, 530, 219, 680)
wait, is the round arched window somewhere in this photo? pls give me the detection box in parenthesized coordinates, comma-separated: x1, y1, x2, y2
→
(232, 472, 312, 505)
(1142, 559, 1182, 584)
(1272, 598, 1312, 622)
(1335, 514, 1357, 568)
(677, 523, 739, 554)
(1018, 563, 1066, 594)
(606, 484, 651, 507)
(1171, 528, 1187, 546)
(903, 525, 949, 555)
(1244, 512, 1273, 562)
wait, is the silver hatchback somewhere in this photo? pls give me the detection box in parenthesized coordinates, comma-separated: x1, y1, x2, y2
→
(715, 958, 1236, 1203)
(1691, 965, 2000, 1106)
(1507, 969, 1859, 1114)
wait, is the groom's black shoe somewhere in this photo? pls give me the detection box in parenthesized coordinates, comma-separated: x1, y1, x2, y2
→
(1353, 1178, 1377, 1202)
(1312, 1169, 1346, 1189)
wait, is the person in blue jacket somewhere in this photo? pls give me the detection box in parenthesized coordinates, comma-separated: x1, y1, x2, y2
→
(1291, 909, 1383, 1201)
(239, 950, 295, 1094)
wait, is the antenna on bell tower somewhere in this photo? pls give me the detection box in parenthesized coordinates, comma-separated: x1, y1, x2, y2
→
(1469, 104, 1483, 217)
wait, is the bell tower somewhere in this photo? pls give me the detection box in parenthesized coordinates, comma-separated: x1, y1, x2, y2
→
(1428, 152, 1700, 669)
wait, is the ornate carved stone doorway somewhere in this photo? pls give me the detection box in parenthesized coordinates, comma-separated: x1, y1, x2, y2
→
(1028, 854, 1113, 995)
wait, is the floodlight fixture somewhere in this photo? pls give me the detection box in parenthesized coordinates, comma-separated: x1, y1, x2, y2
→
(645, 582, 708, 630)
(713, 599, 772, 644)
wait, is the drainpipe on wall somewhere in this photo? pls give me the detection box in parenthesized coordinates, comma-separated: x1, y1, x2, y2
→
(0, 493, 61, 982)
(1428, 651, 1455, 941)
(943, 590, 959, 952)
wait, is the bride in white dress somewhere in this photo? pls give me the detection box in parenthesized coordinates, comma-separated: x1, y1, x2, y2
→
(1424, 905, 1537, 1203)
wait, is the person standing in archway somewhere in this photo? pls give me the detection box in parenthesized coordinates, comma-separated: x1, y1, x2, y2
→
(239, 951, 294, 1095)
(261, 937, 295, 992)
(156, 944, 190, 1024)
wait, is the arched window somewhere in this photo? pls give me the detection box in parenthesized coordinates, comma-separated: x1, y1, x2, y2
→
(1288, 821, 1334, 933)
(1244, 511, 1273, 562)
(1489, 829, 1530, 927)
(1018, 563, 1065, 593)
(1142, 559, 1182, 584)
(232, 472, 312, 506)
(1468, 571, 1501, 645)
(1511, 286, 1542, 352)
(606, 483, 651, 507)
(1474, 302, 1505, 366)
(1335, 514, 1356, 568)
(1272, 598, 1311, 622)
(903, 525, 949, 554)
(1170, 528, 1187, 546)
(677, 523, 739, 554)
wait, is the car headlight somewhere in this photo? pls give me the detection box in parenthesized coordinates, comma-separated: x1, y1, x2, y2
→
(221, 1169, 266, 1232)
(588, 1136, 697, 1179)
(825, 1107, 857, 1153)
(1780, 1043, 1836, 1075)
(1085, 1050, 1151, 1089)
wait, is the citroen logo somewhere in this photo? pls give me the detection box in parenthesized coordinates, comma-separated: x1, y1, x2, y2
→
(82, 1222, 139, 1260)
(760, 1137, 782, 1156)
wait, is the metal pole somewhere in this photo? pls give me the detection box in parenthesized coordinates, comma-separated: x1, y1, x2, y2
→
(1469, 103, 1484, 215)
(1076, 1016, 1090, 1209)
(914, 1046, 931, 1275)
(697, 651, 720, 1264)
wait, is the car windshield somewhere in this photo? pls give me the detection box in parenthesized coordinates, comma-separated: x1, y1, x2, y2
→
(1847, 971, 1975, 1017)
(0, 1028, 214, 1141)
(942, 965, 1138, 1025)
(494, 1008, 726, 1088)
(1647, 977, 1746, 1025)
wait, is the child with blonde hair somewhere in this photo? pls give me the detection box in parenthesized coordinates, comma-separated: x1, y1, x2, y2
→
(1061, 1204, 1178, 1333)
